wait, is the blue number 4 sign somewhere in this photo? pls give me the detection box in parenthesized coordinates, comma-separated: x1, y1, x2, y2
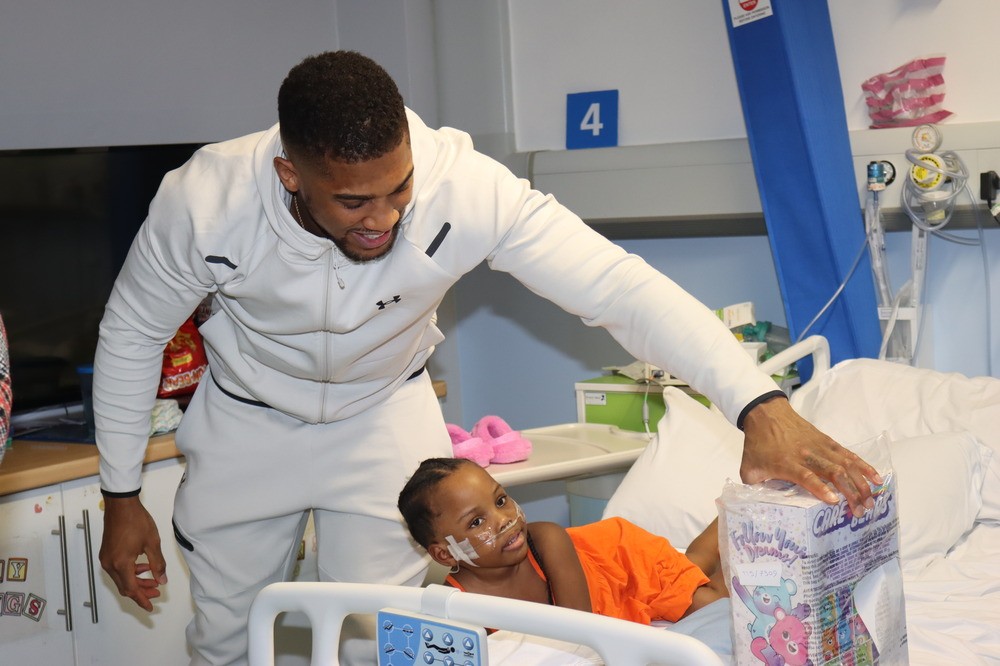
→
(566, 89, 619, 150)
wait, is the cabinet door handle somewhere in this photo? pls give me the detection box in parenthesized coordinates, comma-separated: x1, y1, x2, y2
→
(77, 508, 100, 623)
(51, 515, 73, 632)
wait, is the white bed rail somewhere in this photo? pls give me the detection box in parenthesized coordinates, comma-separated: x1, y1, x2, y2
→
(708, 335, 831, 418)
(248, 582, 725, 665)
(756, 334, 830, 380)
(756, 335, 833, 418)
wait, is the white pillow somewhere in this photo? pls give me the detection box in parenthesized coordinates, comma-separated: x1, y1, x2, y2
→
(888, 431, 990, 563)
(603, 387, 742, 549)
(791, 358, 1000, 522)
(604, 386, 991, 563)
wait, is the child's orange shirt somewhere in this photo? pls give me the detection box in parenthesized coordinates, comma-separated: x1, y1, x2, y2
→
(445, 517, 709, 624)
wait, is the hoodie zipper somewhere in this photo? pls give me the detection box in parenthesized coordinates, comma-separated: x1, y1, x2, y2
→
(320, 250, 349, 422)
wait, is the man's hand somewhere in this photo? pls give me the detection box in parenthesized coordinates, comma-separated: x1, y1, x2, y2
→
(99, 496, 167, 612)
(740, 397, 882, 517)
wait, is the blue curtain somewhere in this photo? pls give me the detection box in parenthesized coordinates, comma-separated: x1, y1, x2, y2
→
(721, 0, 881, 366)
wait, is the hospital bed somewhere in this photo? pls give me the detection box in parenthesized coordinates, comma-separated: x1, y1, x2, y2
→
(248, 581, 723, 665)
(248, 335, 1000, 665)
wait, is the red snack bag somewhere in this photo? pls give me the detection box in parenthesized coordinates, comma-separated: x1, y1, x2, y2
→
(158, 316, 208, 398)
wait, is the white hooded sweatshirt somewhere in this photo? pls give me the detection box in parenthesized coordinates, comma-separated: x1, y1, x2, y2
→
(94, 110, 778, 493)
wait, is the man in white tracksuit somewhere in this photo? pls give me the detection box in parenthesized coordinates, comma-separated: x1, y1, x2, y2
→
(94, 51, 880, 665)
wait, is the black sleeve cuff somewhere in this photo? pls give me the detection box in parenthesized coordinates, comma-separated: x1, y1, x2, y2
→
(100, 487, 142, 498)
(736, 390, 789, 431)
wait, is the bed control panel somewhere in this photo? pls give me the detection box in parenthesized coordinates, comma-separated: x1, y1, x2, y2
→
(377, 608, 488, 666)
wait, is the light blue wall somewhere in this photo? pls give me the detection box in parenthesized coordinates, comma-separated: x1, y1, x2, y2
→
(449, 234, 784, 430)
(882, 225, 1000, 376)
(447, 221, 1000, 430)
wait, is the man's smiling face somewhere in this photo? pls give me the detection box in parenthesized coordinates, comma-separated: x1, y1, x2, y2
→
(276, 136, 414, 262)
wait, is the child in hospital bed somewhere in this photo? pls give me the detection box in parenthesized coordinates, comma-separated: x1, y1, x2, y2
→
(397, 457, 729, 626)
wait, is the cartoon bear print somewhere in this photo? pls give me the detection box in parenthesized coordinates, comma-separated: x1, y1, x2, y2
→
(733, 576, 812, 639)
(751, 607, 814, 666)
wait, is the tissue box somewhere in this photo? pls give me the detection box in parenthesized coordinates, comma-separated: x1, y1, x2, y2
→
(717, 467, 908, 665)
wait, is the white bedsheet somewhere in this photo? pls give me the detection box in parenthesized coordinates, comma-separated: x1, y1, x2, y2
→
(902, 522, 1000, 665)
(487, 631, 602, 665)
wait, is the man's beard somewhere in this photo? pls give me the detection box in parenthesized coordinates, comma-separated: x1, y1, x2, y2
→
(331, 222, 401, 263)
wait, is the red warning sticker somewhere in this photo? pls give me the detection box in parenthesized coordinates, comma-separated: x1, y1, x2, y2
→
(730, 0, 773, 27)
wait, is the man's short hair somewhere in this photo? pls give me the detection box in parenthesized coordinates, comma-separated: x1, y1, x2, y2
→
(278, 51, 407, 166)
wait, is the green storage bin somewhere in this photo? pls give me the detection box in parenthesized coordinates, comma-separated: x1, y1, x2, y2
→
(574, 375, 708, 433)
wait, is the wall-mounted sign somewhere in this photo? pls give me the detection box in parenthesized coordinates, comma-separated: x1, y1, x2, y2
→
(566, 89, 618, 150)
(729, 0, 773, 27)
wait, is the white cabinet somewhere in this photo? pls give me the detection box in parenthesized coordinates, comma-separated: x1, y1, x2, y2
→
(65, 458, 193, 665)
(0, 484, 75, 662)
(0, 457, 193, 665)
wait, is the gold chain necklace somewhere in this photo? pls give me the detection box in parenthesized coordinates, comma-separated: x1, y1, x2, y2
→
(292, 194, 306, 230)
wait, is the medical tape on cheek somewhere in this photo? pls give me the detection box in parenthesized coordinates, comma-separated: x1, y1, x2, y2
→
(445, 534, 480, 568)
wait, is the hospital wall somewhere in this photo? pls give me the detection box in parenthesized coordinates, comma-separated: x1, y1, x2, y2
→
(437, 0, 1000, 429)
(2, 1, 998, 431)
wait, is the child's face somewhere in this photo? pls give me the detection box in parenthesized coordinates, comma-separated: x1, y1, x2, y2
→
(428, 463, 527, 569)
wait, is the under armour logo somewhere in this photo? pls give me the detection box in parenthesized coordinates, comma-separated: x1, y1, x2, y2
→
(376, 295, 402, 310)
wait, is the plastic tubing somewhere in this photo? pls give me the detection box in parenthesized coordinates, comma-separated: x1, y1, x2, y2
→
(865, 190, 894, 308)
(901, 149, 968, 232)
(878, 280, 912, 362)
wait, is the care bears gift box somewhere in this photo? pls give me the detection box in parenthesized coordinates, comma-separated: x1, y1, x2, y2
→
(716, 435, 908, 666)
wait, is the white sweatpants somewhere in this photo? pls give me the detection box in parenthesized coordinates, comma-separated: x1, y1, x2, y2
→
(171, 370, 450, 665)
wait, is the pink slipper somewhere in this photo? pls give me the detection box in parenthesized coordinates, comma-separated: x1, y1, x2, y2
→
(447, 423, 492, 467)
(472, 416, 533, 464)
